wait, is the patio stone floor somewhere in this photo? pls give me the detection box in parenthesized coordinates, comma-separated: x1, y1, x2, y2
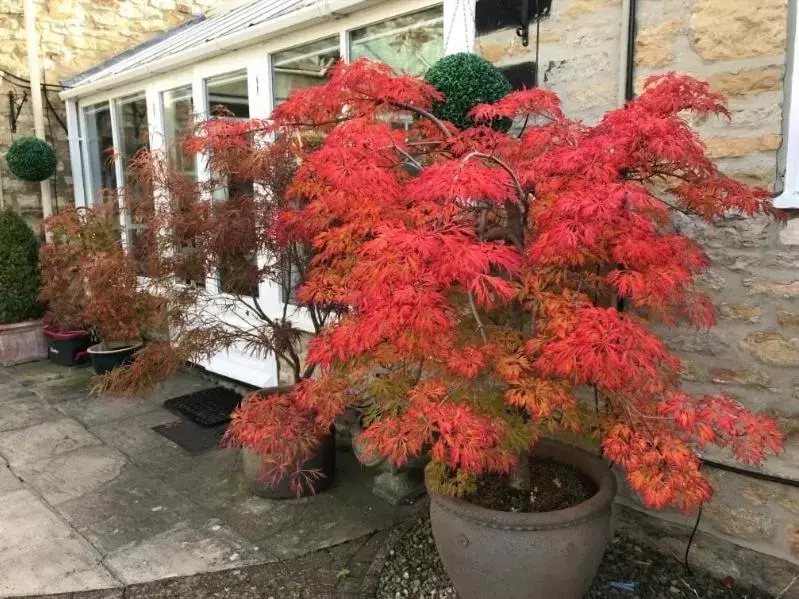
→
(0, 360, 412, 598)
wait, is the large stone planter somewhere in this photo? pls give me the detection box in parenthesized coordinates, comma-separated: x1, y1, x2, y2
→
(0, 319, 47, 365)
(429, 439, 617, 599)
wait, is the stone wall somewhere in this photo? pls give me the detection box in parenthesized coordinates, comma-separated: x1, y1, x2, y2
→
(478, 0, 799, 595)
(0, 0, 214, 232)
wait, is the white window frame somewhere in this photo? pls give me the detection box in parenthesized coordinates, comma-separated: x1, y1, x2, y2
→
(66, 0, 475, 325)
(776, 4, 799, 207)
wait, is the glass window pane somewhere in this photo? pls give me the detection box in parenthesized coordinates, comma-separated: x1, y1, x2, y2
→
(162, 85, 204, 287)
(162, 85, 195, 178)
(272, 36, 340, 106)
(84, 102, 116, 203)
(116, 92, 151, 267)
(206, 70, 249, 119)
(350, 6, 444, 76)
(203, 71, 258, 297)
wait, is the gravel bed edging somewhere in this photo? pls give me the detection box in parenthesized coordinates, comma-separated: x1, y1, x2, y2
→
(360, 498, 431, 598)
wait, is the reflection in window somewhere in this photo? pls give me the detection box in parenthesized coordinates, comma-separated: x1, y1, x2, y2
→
(206, 70, 249, 119)
(272, 36, 340, 106)
(163, 86, 204, 287)
(350, 6, 444, 76)
(205, 71, 258, 297)
(116, 92, 150, 266)
(84, 102, 116, 203)
(162, 85, 195, 178)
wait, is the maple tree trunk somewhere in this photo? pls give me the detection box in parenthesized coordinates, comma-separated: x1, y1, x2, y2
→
(509, 451, 532, 491)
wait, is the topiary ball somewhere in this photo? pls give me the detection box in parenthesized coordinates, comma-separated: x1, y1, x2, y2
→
(6, 137, 57, 182)
(425, 53, 513, 130)
(0, 208, 43, 324)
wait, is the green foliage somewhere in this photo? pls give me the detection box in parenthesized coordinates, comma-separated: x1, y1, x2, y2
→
(425, 53, 513, 130)
(6, 137, 57, 182)
(0, 209, 43, 324)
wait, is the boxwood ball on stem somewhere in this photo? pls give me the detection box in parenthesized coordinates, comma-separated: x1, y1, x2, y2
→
(424, 53, 513, 130)
(6, 137, 57, 182)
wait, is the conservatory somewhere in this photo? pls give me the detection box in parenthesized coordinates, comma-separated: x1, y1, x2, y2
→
(61, 0, 480, 386)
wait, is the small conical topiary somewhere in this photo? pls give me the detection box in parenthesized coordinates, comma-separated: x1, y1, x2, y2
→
(425, 52, 513, 130)
(6, 137, 57, 182)
(0, 208, 43, 324)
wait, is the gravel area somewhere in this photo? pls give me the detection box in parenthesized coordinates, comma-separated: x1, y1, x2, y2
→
(374, 515, 776, 599)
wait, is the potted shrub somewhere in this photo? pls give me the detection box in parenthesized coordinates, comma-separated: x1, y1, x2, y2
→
(228, 58, 785, 597)
(41, 206, 160, 374)
(0, 208, 46, 364)
(40, 209, 95, 365)
(95, 135, 343, 497)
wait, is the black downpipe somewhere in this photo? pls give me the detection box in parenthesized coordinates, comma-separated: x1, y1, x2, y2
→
(624, 0, 637, 102)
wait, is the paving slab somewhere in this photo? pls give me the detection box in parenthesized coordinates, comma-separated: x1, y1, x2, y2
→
(0, 458, 22, 497)
(0, 489, 118, 597)
(0, 418, 102, 467)
(56, 394, 165, 428)
(104, 520, 264, 585)
(0, 381, 38, 404)
(0, 395, 62, 433)
(13, 445, 128, 506)
(56, 463, 201, 555)
(89, 408, 181, 457)
(259, 494, 381, 560)
(0, 361, 413, 598)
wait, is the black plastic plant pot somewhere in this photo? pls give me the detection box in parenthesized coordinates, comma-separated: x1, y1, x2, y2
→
(43, 326, 93, 367)
(87, 342, 142, 375)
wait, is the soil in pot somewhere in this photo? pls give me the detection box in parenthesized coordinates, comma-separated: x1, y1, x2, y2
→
(465, 457, 597, 513)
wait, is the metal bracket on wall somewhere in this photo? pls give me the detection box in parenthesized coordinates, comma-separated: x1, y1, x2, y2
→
(516, 0, 552, 47)
(8, 90, 28, 133)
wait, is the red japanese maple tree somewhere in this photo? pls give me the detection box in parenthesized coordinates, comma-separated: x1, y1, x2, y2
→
(225, 59, 783, 510)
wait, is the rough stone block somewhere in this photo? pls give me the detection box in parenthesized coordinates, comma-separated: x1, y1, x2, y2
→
(780, 218, 799, 246)
(718, 302, 762, 323)
(742, 331, 799, 366)
(743, 278, 799, 299)
(634, 19, 680, 67)
(691, 0, 788, 62)
(708, 367, 772, 388)
(705, 134, 782, 159)
(708, 66, 785, 98)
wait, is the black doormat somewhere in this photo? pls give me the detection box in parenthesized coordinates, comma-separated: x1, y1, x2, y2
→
(163, 387, 243, 427)
(152, 419, 228, 455)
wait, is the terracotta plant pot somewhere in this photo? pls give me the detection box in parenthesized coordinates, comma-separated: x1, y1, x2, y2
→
(429, 439, 617, 599)
(43, 326, 92, 366)
(87, 342, 142, 375)
(0, 319, 47, 365)
(242, 430, 336, 499)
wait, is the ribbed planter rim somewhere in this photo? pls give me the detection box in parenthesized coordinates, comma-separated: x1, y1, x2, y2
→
(87, 341, 143, 355)
(429, 438, 617, 532)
